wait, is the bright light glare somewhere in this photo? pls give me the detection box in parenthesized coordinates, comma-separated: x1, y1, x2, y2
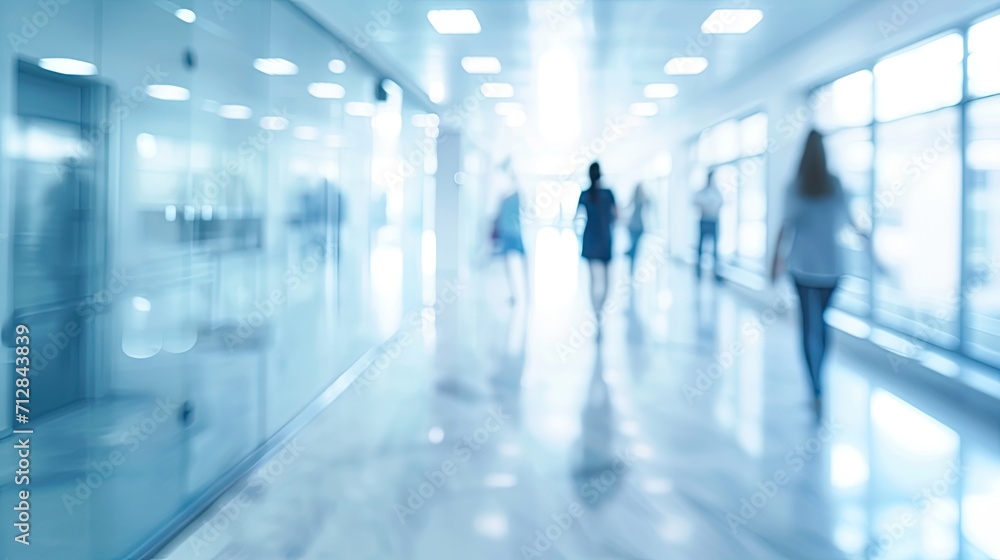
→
(427, 9, 482, 34)
(253, 58, 299, 76)
(324, 134, 347, 148)
(665, 57, 709, 75)
(174, 8, 196, 23)
(644, 83, 679, 98)
(38, 58, 98, 76)
(480, 82, 515, 98)
(131, 297, 152, 312)
(373, 112, 403, 136)
(259, 116, 289, 130)
(218, 104, 252, 119)
(429, 82, 446, 103)
(831, 444, 869, 489)
(702, 9, 764, 34)
(146, 85, 190, 101)
(538, 48, 580, 146)
(629, 102, 659, 117)
(294, 126, 319, 140)
(345, 102, 376, 117)
(505, 110, 527, 127)
(494, 102, 523, 116)
(461, 56, 501, 74)
(308, 82, 346, 99)
(328, 59, 347, 73)
(136, 133, 157, 159)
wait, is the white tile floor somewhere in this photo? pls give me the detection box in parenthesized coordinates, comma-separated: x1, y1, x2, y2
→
(157, 242, 1000, 560)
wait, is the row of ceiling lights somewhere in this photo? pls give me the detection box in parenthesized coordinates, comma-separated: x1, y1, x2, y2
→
(425, 7, 764, 120)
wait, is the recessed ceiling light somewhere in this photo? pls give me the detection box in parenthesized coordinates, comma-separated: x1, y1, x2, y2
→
(629, 102, 658, 117)
(294, 126, 319, 140)
(644, 84, 679, 98)
(260, 116, 289, 131)
(328, 59, 347, 74)
(461, 56, 501, 74)
(38, 58, 98, 76)
(175, 8, 196, 23)
(494, 102, 523, 116)
(308, 82, 346, 99)
(427, 9, 481, 34)
(664, 57, 709, 75)
(505, 110, 527, 127)
(345, 102, 376, 117)
(218, 104, 253, 119)
(253, 58, 298, 76)
(429, 82, 446, 104)
(411, 113, 441, 127)
(481, 82, 514, 98)
(702, 9, 764, 34)
(324, 134, 347, 148)
(146, 85, 190, 101)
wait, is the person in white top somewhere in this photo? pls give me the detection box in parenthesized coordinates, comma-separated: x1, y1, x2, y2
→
(693, 172, 724, 281)
(771, 130, 870, 419)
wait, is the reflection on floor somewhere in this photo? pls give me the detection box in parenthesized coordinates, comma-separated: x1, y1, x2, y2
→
(158, 237, 1000, 560)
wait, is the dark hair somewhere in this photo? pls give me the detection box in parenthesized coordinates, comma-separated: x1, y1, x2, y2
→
(798, 130, 833, 197)
(588, 162, 602, 200)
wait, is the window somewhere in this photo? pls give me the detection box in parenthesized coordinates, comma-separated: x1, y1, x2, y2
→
(965, 96, 1000, 363)
(815, 70, 874, 131)
(826, 128, 874, 315)
(873, 108, 963, 346)
(874, 33, 964, 122)
(968, 14, 1000, 97)
(694, 113, 769, 272)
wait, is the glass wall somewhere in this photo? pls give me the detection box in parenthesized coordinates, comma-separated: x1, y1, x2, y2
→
(814, 11, 1000, 368)
(693, 112, 769, 272)
(0, 1, 435, 557)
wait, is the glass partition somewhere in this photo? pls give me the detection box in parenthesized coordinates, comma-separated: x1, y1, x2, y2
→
(0, 1, 434, 557)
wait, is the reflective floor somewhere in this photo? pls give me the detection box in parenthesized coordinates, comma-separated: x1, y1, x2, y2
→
(158, 231, 1000, 560)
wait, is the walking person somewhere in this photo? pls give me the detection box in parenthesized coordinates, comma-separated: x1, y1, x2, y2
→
(577, 162, 617, 319)
(494, 171, 528, 304)
(771, 130, 869, 419)
(693, 172, 724, 282)
(625, 183, 649, 278)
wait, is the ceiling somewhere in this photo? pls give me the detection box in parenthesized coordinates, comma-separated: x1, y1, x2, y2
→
(295, 0, 870, 178)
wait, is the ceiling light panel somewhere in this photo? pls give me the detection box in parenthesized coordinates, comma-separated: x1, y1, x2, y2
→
(428, 10, 481, 34)
(461, 56, 501, 74)
(702, 9, 764, 34)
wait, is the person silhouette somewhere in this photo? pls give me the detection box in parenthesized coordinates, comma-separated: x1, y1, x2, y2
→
(771, 130, 870, 419)
(577, 162, 618, 319)
(494, 166, 528, 304)
(625, 183, 649, 278)
(693, 171, 724, 282)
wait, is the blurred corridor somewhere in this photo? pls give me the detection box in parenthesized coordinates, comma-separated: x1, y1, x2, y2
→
(0, 0, 999, 559)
